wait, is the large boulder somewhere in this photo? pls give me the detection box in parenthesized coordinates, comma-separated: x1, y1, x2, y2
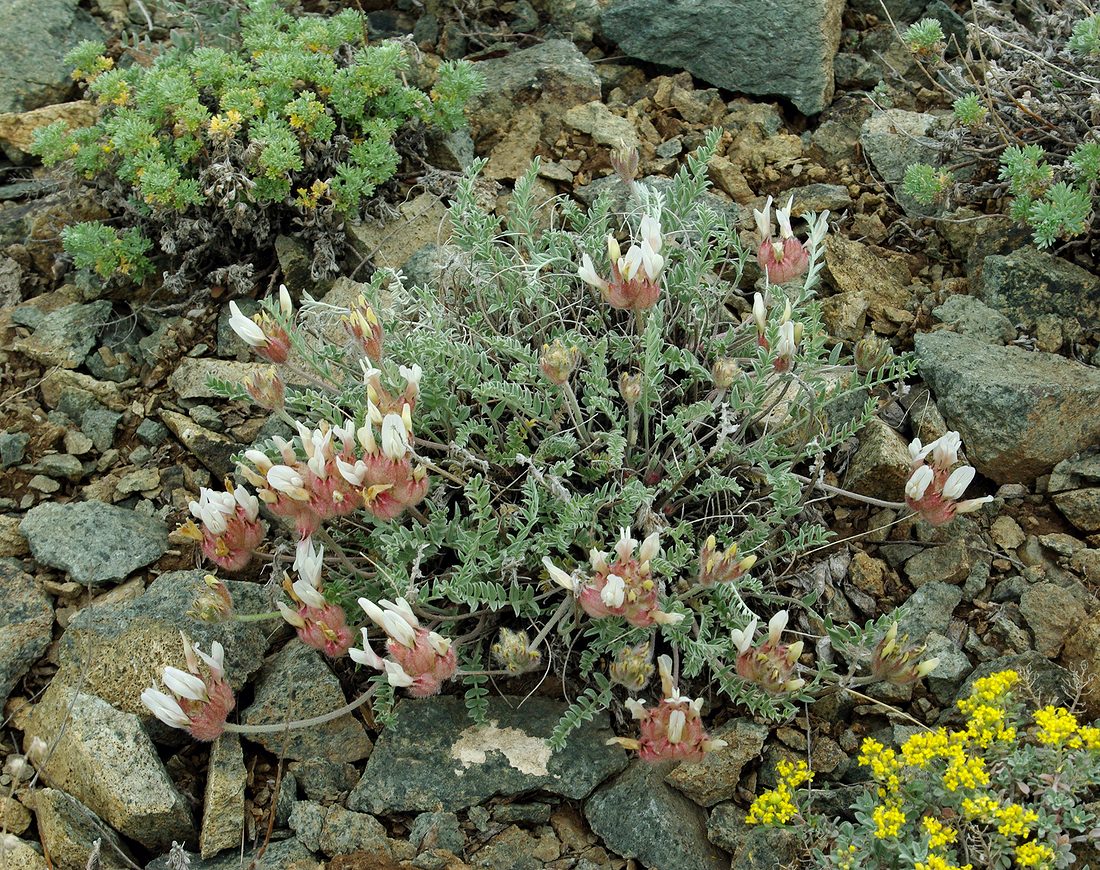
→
(915, 332, 1100, 484)
(602, 0, 844, 115)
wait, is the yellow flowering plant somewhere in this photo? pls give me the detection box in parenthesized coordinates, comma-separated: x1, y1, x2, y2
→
(745, 670, 1100, 868)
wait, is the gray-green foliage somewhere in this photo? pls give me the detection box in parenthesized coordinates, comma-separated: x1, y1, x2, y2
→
(245, 132, 913, 737)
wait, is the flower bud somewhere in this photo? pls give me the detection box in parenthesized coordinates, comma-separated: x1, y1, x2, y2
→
(619, 372, 643, 405)
(491, 628, 542, 675)
(540, 339, 580, 386)
(609, 641, 654, 692)
(188, 573, 234, 622)
(344, 294, 384, 361)
(853, 335, 894, 373)
(243, 367, 285, 410)
(610, 139, 640, 185)
(698, 535, 757, 586)
(712, 358, 741, 390)
(870, 621, 938, 686)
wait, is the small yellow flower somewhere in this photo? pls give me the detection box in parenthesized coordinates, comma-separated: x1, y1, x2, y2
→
(961, 794, 1000, 820)
(1015, 841, 1055, 868)
(915, 855, 971, 870)
(745, 784, 798, 826)
(858, 737, 902, 792)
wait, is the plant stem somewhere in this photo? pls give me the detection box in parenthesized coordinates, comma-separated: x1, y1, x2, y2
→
(528, 596, 573, 651)
(561, 381, 591, 443)
(224, 685, 376, 735)
(792, 474, 909, 510)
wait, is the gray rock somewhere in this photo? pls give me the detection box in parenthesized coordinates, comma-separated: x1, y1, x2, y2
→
(31, 452, 84, 481)
(189, 403, 226, 433)
(1048, 452, 1100, 494)
(11, 300, 112, 368)
(915, 332, 1100, 484)
(289, 801, 391, 859)
(135, 418, 169, 447)
(0, 431, 31, 467)
(410, 811, 464, 854)
(860, 110, 945, 216)
(923, 632, 972, 705)
(20, 500, 167, 586)
(169, 358, 271, 401)
(0, 0, 104, 113)
(57, 569, 272, 718)
(932, 295, 1016, 344)
(1019, 582, 1090, 658)
(34, 787, 136, 870)
(897, 581, 962, 641)
(80, 407, 123, 454)
(924, 0, 967, 54)
(200, 734, 246, 858)
(664, 718, 769, 807)
(976, 246, 1100, 331)
(1053, 488, 1100, 533)
(843, 418, 912, 503)
(707, 802, 800, 868)
(585, 760, 728, 870)
(602, 0, 842, 115)
(346, 696, 627, 813)
(275, 234, 332, 301)
(0, 559, 53, 704)
(904, 541, 973, 587)
(241, 643, 373, 763)
(22, 683, 195, 850)
(468, 40, 601, 134)
(159, 409, 239, 477)
(287, 758, 360, 802)
(0, 836, 46, 869)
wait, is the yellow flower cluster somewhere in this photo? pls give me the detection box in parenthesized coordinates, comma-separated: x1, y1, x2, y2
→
(858, 737, 902, 793)
(745, 758, 813, 826)
(957, 670, 1019, 717)
(295, 179, 329, 209)
(994, 803, 1038, 838)
(915, 855, 971, 870)
(872, 801, 905, 838)
(922, 816, 956, 849)
(72, 54, 114, 83)
(901, 728, 950, 768)
(1033, 705, 1079, 747)
(940, 745, 989, 792)
(208, 109, 243, 140)
(1015, 841, 1056, 868)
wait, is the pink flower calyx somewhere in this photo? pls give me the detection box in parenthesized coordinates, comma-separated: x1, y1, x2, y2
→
(753, 294, 803, 372)
(179, 481, 265, 571)
(753, 195, 809, 285)
(904, 432, 992, 526)
(577, 214, 665, 311)
(352, 596, 457, 697)
(228, 288, 292, 363)
(278, 537, 355, 657)
(731, 610, 806, 694)
(608, 655, 727, 762)
(543, 528, 684, 628)
(360, 359, 421, 415)
(141, 634, 235, 741)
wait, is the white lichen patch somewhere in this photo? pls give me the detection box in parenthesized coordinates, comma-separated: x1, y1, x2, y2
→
(449, 719, 553, 777)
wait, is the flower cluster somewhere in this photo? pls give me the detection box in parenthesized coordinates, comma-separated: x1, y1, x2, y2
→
(351, 597, 457, 697)
(752, 195, 809, 285)
(870, 622, 941, 686)
(607, 655, 727, 762)
(141, 635, 235, 741)
(905, 432, 992, 526)
(748, 668, 1100, 870)
(491, 628, 542, 675)
(730, 610, 805, 694)
(178, 482, 265, 571)
(278, 538, 355, 657)
(745, 758, 813, 825)
(543, 528, 683, 628)
(344, 294, 384, 360)
(577, 214, 665, 311)
(239, 406, 428, 537)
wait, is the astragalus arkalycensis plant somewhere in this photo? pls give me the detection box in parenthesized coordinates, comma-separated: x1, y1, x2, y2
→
(190, 131, 938, 753)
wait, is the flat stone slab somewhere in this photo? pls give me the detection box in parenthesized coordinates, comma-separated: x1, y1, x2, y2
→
(0, 558, 53, 704)
(346, 696, 628, 813)
(20, 500, 167, 586)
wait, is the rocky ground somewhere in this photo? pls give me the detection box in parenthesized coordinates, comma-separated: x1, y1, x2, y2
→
(0, 0, 1099, 868)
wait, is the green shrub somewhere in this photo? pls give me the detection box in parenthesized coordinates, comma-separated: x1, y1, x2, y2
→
(32, 0, 481, 293)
